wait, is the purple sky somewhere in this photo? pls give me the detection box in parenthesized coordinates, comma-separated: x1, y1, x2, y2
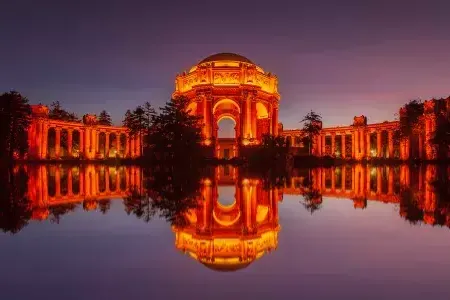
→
(1, 0, 449, 129)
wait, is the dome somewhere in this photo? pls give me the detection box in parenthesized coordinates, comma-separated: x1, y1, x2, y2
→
(199, 53, 254, 65)
(201, 261, 252, 272)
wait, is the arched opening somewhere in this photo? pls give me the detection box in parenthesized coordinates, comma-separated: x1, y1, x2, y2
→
(109, 133, 117, 157)
(120, 133, 127, 157)
(217, 185, 236, 208)
(256, 102, 270, 139)
(72, 130, 81, 157)
(217, 116, 237, 159)
(217, 117, 236, 139)
(71, 167, 80, 195)
(98, 166, 107, 193)
(256, 102, 269, 119)
(60, 129, 68, 157)
(47, 128, 56, 159)
(98, 132, 107, 158)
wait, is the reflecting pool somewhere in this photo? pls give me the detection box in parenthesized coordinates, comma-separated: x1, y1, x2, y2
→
(1, 164, 450, 300)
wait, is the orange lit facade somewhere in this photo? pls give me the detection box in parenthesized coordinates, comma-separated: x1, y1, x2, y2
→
(173, 53, 280, 158)
(281, 97, 450, 160)
(27, 165, 142, 220)
(28, 104, 141, 159)
(172, 166, 281, 271)
(284, 165, 448, 225)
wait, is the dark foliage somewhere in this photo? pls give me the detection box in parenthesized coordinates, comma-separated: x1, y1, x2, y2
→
(98, 110, 112, 126)
(0, 167, 32, 234)
(0, 91, 32, 161)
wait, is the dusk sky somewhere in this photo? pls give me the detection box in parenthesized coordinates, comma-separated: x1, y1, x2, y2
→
(1, 0, 449, 129)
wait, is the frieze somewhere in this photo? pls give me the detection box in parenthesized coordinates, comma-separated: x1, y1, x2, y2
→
(213, 72, 240, 84)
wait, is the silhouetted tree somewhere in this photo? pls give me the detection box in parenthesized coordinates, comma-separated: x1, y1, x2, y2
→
(98, 110, 112, 126)
(49, 101, 79, 122)
(0, 167, 32, 234)
(123, 103, 155, 156)
(0, 91, 32, 161)
(429, 113, 450, 158)
(147, 97, 203, 165)
(300, 110, 322, 155)
(395, 99, 424, 139)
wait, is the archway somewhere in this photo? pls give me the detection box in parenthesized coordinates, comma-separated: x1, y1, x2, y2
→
(216, 115, 238, 159)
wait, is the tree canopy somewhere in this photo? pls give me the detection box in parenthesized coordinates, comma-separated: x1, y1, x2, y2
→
(49, 101, 79, 122)
(396, 99, 424, 139)
(0, 91, 32, 161)
(147, 96, 203, 164)
(98, 110, 112, 126)
(300, 110, 322, 155)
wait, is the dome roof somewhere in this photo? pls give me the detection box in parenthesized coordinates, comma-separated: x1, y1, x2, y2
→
(199, 53, 254, 64)
(201, 261, 252, 272)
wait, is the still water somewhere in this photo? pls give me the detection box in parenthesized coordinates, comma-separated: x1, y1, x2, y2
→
(1, 164, 450, 300)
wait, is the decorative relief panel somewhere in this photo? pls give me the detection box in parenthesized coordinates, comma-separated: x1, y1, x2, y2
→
(213, 72, 240, 84)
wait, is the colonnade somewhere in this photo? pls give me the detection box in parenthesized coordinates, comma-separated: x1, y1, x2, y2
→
(313, 123, 400, 159)
(28, 105, 141, 159)
(27, 165, 142, 212)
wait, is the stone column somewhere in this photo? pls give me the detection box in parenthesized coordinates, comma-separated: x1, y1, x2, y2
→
(352, 131, 356, 158)
(322, 135, 326, 155)
(366, 131, 371, 158)
(96, 131, 100, 154)
(41, 122, 49, 159)
(105, 132, 110, 158)
(67, 168, 73, 196)
(116, 133, 121, 156)
(388, 166, 394, 194)
(377, 131, 382, 158)
(341, 134, 346, 158)
(105, 167, 110, 193)
(125, 135, 130, 157)
(251, 99, 257, 138)
(55, 127, 61, 158)
(376, 167, 382, 194)
(92, 128, 97, 157)
(55, 167, 61, 197)
(388, 130, 394, 158)
(205, 96, 212, 140)
(331, 167, 336, 191)
(84, 128, 90, 158)
(354, 130, 359, 159)
(67, 129, 73, 156)
(331, 133, 336, 156)
(272, 105, 279, 136)
(359, 129, 365, 159)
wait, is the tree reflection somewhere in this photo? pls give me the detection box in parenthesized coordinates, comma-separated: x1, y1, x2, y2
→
(0, 166, 32, 234)
(49, 203, 79, 224)
(398, 186, 423, 224)
(301, 176, 322, 214)
(123, 164, 204, 226)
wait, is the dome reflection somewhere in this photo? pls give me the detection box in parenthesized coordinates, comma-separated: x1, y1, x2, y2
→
(172, 166, 281, 272)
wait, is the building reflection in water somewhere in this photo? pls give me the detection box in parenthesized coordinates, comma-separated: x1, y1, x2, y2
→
(172, 165, 281, 271)
(2, 164, 450, 267)
(26, 165, 142, 222)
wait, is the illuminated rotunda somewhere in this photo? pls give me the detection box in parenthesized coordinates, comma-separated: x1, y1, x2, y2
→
(173, 53, 280, 158)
